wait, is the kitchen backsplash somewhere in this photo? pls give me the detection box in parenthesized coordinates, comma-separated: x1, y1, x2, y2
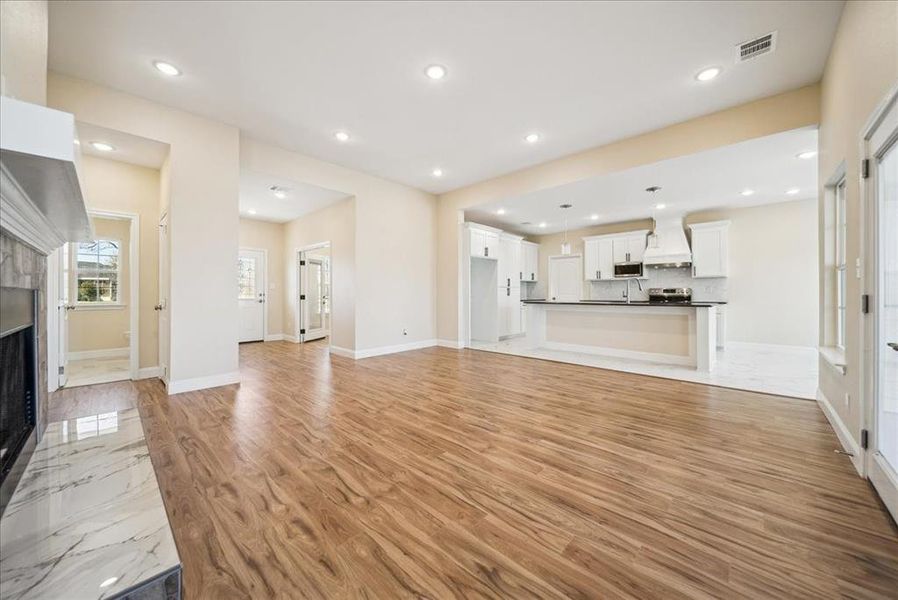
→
(586, 266, 728, 302)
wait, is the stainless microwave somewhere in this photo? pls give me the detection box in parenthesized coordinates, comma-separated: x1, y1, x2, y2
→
(614, 262, 643, 278)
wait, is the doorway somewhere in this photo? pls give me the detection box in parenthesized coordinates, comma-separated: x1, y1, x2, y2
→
(863, 85, 898, 522)
(58, 211, 140, 387)
(238, 248, 267, 343)
(296, 244, 330, 343)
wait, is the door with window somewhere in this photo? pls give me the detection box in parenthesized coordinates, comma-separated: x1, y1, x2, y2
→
(300, 253, 330, 342)
(57, 243, 71, 387)
(238, 249, 266, 343)
(866, 91, 898, 522)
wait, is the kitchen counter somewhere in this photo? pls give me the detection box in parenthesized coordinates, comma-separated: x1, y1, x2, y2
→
(523, 300, 726, 307)
(524, 301, 718, 371)
(0, 409, 181, 599)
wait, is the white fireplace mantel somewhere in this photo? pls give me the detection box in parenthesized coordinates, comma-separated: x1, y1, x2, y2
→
(0, 96, 90, 256)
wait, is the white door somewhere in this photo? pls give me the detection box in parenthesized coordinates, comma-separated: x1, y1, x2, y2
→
(157, 213, 169, 382)
(57, 243, 71, 387)
(238, 248, 266, 343)
(549, 255, 581, 302)
(301, 254, 329, 342)
(692, 229, 723, 277)
(868, 91, 898, 521)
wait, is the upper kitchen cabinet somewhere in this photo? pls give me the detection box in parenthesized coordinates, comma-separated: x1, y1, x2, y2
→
(498, 233, 522, 287)
(688, 220, 730, 278)
(583, 236, 614, 280)
(468, 223, 500, 259)
(521, 241, 539, 282)
(612, 231, 648, 264)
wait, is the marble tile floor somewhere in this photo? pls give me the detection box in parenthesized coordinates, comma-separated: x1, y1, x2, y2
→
(0, 409, 180, 599)
(66, 356, 131, 388)
(470, 338, 818, 399)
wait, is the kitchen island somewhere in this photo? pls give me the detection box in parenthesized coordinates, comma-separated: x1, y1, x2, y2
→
(523, 300, 719, 371)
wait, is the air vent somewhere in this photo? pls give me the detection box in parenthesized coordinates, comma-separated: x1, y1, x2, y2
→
(735, 31, 777, 63)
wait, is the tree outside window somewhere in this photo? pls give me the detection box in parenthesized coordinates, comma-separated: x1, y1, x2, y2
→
(76, 240, 121, 303)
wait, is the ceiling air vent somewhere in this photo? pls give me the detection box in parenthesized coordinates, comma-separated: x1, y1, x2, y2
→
(735, 31, 777, 63)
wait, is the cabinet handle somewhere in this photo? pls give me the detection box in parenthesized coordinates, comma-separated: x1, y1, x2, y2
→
(507, 287, 510, 296)
(531, 273, 534, 281)
(507, 277, 510, 287)
(519, 271, 522, 280)
(485, 247, 489, 257)
(626, 252, 630, 262)
(596, 270, 599, 279)
(692, 265, 696, 277)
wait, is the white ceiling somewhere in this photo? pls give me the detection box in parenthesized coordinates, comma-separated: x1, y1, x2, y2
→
(48, 2, 842, 194)
(239, 170, 350, 223)
(76, 122, 169, 169)
(466, 127, 818, 235)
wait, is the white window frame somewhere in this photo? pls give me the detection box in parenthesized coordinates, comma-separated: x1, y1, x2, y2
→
(73, 238, 125, 308)
(835, 178, 847, 351)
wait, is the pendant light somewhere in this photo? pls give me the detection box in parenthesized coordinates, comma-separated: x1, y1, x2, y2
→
(559, 204, 573, 254)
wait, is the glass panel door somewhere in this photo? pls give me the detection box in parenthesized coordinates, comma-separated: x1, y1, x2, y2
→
(876, 139, 897, 474)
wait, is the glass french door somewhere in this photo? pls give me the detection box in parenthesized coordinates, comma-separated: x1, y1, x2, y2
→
(868, 91, 898, 522)
(300, 253, 329, 342)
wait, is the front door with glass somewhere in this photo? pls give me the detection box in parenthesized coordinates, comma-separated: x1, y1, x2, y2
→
(238, 249, 266, 343)
(300, 252, 329, 342)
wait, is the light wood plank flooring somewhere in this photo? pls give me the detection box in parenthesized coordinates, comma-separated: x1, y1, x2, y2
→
(51, 341, 898, 598)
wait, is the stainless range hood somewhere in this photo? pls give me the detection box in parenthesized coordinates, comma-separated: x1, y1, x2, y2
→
(642, 216, 692, 268)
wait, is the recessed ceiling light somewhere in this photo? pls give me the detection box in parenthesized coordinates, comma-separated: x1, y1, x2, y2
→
(153, 61, 181, 76)
(538, 222, 547, 228)
(524, 133, 540, 144)
(655, 203, 666, 210)
(741, 189, 755, 196)
(269, 186, 288, 199)
(786, 188, 800, 195)
(73, 139, 81, 146)
(334, 131, 350, 142)
(248, 209, 257, 215)
(796, 150, 817, 160)
(425, 64, 447, 80)
(100, 577, 119, 589)
(432, 168, 443, 177)
(89, 141, 115, 152)
(496, 208, 506, 215)
(695, 67, 721, 82)
(590, 214, 599, 220)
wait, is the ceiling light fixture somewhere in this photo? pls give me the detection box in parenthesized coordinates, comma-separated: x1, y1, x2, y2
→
(796, 150, 817, 160)
(334, 131, 350, 142)
(89, 141, 115, 152)
(741, 189, 755, 196)
(695, 67, 721, 82)
(496, 208, 506, 215)
(432, 168, 443, 177)
(524, 133, 540, 144)
(248, 209, 257, 215)
(73, 139, 81, 145)
(153, 61, 181, 76)
(100, 577, 119, 589)
(538, 222, 547, 229)
(655, 203, 666, 210)
(425, 64, 447, 80)
(786, 188, 800, 195)
(269, 186, 288, 199)
(590, 214, 599, 221)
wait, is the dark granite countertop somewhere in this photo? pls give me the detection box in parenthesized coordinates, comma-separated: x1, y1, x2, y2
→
(522, 300, 726, 307)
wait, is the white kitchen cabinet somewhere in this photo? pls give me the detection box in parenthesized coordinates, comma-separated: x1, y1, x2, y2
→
(583, 237, 614, 280)
(499, 234, 522, 287)
(468, 224, 500, 259)
(716, 305, 726, 349)
(521, 241, 539, 282)
(498, 284, 521, 338)
(689, 221, 730, 278)
(612, 233, 647, 263)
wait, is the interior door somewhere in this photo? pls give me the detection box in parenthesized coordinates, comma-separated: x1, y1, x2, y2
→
(57, 243, 71, 387)
(301, 254, 329, 342)
(549, 255, 581, 302)
(238, 248, 266, 343)
(869, 94, 898, 521)
(157, 213, 169, 382)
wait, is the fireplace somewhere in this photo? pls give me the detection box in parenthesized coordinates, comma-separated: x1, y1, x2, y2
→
(0, 286, 39, 516)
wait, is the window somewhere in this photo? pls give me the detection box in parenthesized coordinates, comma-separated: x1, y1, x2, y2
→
(75, 240, 121, 304)
(835, 178, 847, 350)
(237, 256, 257, 299)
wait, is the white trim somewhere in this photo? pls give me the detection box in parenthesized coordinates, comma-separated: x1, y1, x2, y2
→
(329, 345, 355, 358)
(819, 346, 847, 375)
(47, 248, 60, 394)
(167, 370, 241, 395)
(264, 333, 286, 342)
(68, 347, 129, 360)
(0, 164, 67, 255)
(329, 339, 438, 360)
(72, 303, 127, 311)
(136, 366, 162, 380)
(816, 389, 863, 476)
(869, 452, 898, 523)
(239, 246, 268, 343)
(283, 334, 299, 343)
(437, 339, 465, 349)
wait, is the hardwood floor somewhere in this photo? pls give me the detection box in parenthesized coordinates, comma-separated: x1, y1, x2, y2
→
(53, 341, 898, 598)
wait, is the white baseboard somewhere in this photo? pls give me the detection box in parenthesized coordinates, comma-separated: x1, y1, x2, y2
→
(437, 339, 465, 349)
(136, 366, 162, 380)
(264, 333, 286, 342)
(68, 347, 129, 360)
(167, 370, 241, 395)
(816, 388, 863, 476)
(329, 345, 356, 358)
(354, 339, 437, 359)
(283, 334, 299, 343)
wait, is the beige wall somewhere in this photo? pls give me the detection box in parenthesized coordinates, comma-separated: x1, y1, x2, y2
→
(241, 137, 437, 352)
(687, 199, 819, 347)
(0, 0, 47, 105)
(239, 218, 286, 337)
(282, 199, 356, 350)
(49, 73, 241, 387)
(438, 84, 822, 342)
(69, 216, 131, 353)
(817, 1, 898, 444)
(77, 155, 161, 368)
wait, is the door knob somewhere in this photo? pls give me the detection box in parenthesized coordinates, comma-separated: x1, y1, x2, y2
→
(888, 342, 898, 352)
(65, 305, 76, 311)
(154, 304, 163, 311)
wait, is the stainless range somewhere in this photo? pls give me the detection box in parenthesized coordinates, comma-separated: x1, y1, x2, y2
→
(647, 287, 692, 303)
